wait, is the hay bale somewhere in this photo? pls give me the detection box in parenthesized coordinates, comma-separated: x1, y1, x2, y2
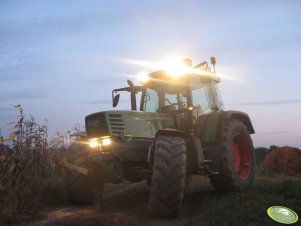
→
(261, 146, 301, 175)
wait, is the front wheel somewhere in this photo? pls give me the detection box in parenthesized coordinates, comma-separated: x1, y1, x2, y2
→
(210, 119, 255, 192)
(148, 135, 187, 218)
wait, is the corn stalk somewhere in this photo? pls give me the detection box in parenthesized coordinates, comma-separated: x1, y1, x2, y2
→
(0, 105, 67, 215)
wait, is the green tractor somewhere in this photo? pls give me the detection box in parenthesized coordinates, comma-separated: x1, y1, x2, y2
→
(61, 57, 255, 217)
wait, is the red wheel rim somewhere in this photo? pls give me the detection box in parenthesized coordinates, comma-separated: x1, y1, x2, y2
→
(231, 134, 251, 179)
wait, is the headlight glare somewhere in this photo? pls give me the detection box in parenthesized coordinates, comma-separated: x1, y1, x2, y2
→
(102, 138, 111, 145)
(89, 139, 99, 148)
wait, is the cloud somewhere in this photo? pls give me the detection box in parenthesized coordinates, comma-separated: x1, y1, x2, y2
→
(0, 106, 15, 113)
(85, 78, 121, 84)
(0, 59, 56, 81)
(0, 73, 38, 82)
(83, 99, 131, 105)
(0, 90, 47, 101)
(83, 100, 112, 105)
(0, 6, 134, 48)
(256, 130, 291, 135)
(229, 99, 301, 106)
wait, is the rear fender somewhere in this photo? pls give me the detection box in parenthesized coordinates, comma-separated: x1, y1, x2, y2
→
(224, 111, 255, 134)
(197, 110, 255, 146)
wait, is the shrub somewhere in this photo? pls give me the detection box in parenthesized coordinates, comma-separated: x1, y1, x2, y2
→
(254, 145, 279, 165)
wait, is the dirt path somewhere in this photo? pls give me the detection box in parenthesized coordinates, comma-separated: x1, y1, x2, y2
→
(23, 176, 213, 226)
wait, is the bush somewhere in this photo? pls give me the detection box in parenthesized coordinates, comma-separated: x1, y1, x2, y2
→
(254, 145, 279, 165)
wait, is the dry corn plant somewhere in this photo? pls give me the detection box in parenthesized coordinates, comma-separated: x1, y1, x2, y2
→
(0, 105, 69, 218)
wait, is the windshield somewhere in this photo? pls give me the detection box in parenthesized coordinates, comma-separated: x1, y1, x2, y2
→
(142, 88, 187, 113)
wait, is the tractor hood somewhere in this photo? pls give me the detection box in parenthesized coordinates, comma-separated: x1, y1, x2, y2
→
(85, 111, 174, 139)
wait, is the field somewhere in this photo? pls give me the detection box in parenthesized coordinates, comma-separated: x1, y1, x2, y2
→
(0, 170, 299, 226)
(1, 108, 300, 225)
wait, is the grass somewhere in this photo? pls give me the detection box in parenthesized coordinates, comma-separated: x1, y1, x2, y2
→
(184, 171, 301, 226)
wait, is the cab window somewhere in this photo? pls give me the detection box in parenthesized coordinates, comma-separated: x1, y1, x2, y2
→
(192, 86, 211, 113)
(143, 88, 159, 112)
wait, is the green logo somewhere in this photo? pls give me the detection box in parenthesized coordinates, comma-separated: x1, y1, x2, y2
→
(267, 206, 298, 224)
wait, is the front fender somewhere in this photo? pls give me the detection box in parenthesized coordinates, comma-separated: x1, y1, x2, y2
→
(155, 128, 190, 139)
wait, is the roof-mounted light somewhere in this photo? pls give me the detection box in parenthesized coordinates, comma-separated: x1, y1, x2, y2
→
(162, 58, 192, 78)
(137, 57, 218, 83)
(137, 72, 150, 84)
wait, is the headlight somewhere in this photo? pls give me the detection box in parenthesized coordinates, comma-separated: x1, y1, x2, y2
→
(89, 138, 99, 148)
(89, 136, 111, 149)
(102, 138, 111, 145)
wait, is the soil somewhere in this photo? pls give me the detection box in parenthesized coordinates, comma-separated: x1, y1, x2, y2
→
(22, 176, 213, 226)
(261, 146, 301, 176)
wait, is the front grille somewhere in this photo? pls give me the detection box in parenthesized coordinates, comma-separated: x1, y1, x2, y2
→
(109, 114, 125, 136)
(85, 112, 109, 137)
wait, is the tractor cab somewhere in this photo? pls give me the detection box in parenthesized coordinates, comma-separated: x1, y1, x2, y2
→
(112, 58, 224, 132)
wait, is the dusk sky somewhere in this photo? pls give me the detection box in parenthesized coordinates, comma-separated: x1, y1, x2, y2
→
(0, 0, 300, 148)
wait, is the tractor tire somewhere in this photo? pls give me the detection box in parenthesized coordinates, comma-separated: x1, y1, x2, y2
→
(148, 135, 187, 218)
(64, 142, 105, 205)
(209, 119, 255, 192)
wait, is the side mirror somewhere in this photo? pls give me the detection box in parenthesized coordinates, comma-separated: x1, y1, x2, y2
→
(112, 94, 120, 107)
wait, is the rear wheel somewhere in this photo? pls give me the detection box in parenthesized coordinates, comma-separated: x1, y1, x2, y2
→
(210, 119, 255, 192)
(64, 142, 105, 205)
(148, 135, 186, 218)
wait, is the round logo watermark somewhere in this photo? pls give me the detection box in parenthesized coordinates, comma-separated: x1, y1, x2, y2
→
(267, 206, 298, 224)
